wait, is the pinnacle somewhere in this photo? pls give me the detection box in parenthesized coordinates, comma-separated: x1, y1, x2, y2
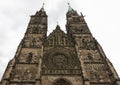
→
(67, 2, 73, 11)
(41, 3, 45, 12)
(56, 24, 61, 30)
(35, 3, 47, 16)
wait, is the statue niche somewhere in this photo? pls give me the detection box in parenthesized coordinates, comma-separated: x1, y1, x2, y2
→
(26, 52, 33, 63)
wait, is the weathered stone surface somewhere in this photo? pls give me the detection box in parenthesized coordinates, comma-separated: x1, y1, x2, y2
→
(0, 6, 120, 85)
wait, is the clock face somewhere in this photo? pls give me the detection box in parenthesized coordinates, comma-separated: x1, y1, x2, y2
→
(52, 55, 68, 69)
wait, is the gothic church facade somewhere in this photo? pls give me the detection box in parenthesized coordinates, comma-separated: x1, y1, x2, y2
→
(0, 5, 120, 85)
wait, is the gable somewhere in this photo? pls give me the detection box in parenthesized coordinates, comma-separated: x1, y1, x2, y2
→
(44, 25, 74, 47)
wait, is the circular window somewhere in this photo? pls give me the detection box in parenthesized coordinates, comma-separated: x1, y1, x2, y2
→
(52, 54, 68, 69)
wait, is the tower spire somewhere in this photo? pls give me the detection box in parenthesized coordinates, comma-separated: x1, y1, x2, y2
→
(42, 3, 45, 9)
(67, 2, 73, 11)
(41, 3, 45, 12)
(35, 2, 47, 16)
(57, 21, 59, 25)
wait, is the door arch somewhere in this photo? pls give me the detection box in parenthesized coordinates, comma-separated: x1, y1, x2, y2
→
(53, 78, 71, 85)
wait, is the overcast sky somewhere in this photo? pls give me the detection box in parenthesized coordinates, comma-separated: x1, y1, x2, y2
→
(0, 0, 120, 80)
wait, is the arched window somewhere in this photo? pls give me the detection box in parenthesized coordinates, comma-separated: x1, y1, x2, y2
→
(53, 79, 71, 85)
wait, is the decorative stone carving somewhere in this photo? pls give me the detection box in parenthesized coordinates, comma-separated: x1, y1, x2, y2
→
(11, 65, 38, 81)
(87, 53, 93, 60)
(84, 64, 111, 82)
(10, 70, 16, 80)
(23, 37, 30, 47)
(45, 26, 73, 47)
(43, 47, 81, 71)
(26, 52, 33, 63)
(30, 37, 42, 47)
(23, 37, 42, 48)
(71, 26, 90, 34)
(42, 69, 81, 75)
(82, 38, 96, 50)
(18, 52, 39, 63)
(53, 54, 68, 69)
(79, 50, 103, 63)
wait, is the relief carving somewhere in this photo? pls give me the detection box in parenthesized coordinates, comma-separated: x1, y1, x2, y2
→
(82, 38, 96, 50)
(76, 36, 96, 50)
(18, 52, 39, 63)
(26, 52, 33, 63)
(80, 50, 102, 62)
(23, 37, 42, 48)
(23, 37, 30, 47)
(30, 37, 42, 47)
(84, 64, 110, 82)
(87, 52, 101, 62)
(10, 70, 16, 80)
(22, 69, 33, 80)
(11, 65, 37, 81)
(72, 27, 89, 34)
(89, 71, 102, 82)
(87, 53, 93, 61)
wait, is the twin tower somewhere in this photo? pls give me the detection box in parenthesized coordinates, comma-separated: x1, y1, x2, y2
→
(0, 5, 120, 85)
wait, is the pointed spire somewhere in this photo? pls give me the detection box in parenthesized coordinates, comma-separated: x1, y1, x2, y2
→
(56, 21, 61, 30)
(67, 2, 73, 11)
(35, 3, 47, 16)
(42, 3, 45, 8)
(66, 3, 78, 16)
(57, 21, 59, 25)
(56, 24, 60, 30)
(41, 3, 45, 12)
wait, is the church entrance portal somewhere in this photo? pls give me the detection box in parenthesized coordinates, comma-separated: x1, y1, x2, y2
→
(53, 79, 71, 85)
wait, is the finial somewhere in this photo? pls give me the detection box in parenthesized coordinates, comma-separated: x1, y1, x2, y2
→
(57, 21, 59, 25)
(67, 2, 72, 11)
(80, 12, 83, 16)
(41, 3, 45, 12)
(56, 21, 60, 29)
(67, 2, 70, 6)
(42, 3, 45, 8)
(80, 12, 85, 17)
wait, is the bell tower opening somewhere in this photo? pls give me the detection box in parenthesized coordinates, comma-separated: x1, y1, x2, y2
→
(53, 79, 71, 85)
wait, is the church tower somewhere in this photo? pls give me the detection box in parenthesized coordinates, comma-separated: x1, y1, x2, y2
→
(0, 4, 120, 85)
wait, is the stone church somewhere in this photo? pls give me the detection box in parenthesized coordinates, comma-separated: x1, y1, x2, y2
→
(0, 5, 120, 85)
